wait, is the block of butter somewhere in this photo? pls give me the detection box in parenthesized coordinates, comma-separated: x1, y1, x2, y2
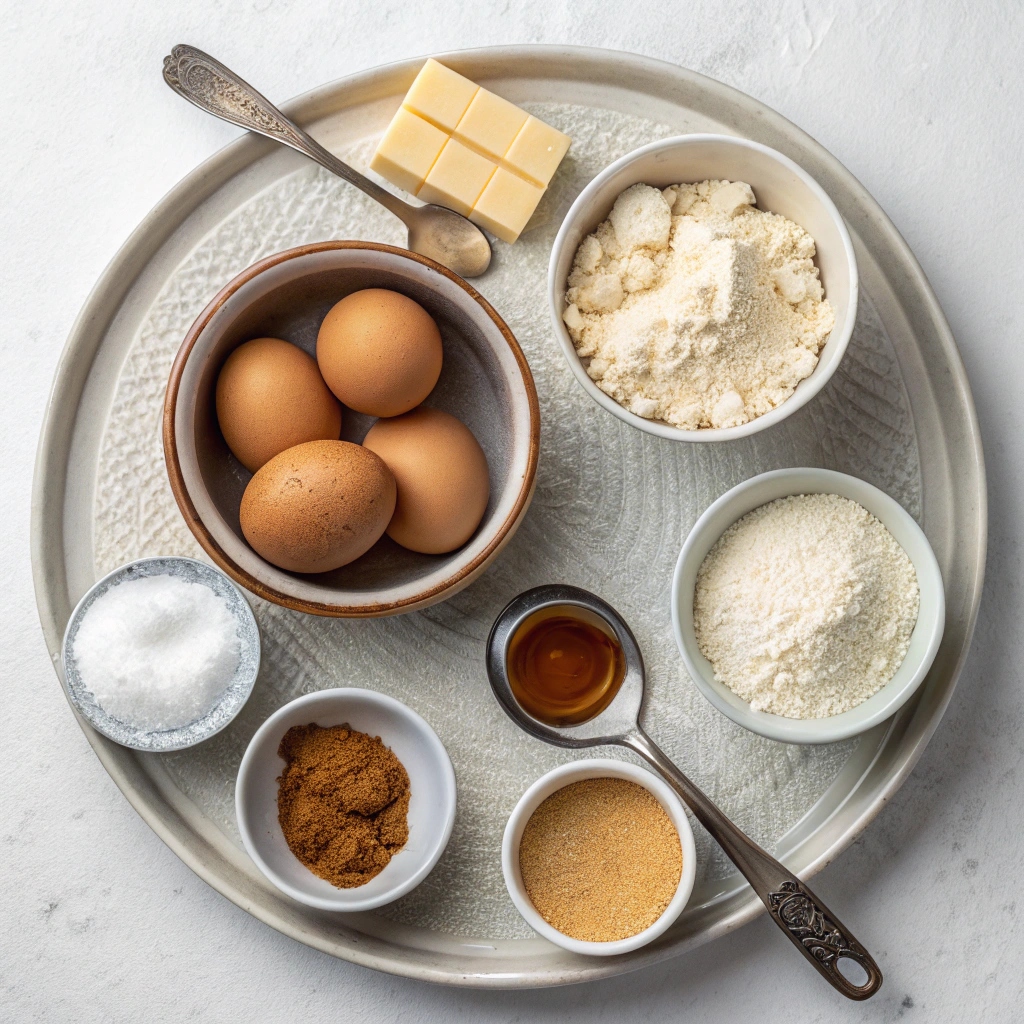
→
(370, 60, 571, 244)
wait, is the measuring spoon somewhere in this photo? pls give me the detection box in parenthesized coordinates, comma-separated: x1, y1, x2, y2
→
(486, 584, 882, 1000)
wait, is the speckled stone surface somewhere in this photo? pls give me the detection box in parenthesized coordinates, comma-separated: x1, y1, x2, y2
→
(4, 1, 1021, 1020)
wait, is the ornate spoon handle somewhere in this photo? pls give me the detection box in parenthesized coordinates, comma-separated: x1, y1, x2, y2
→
(162, 44, 409, 220)
(625, 727, 883, 1000)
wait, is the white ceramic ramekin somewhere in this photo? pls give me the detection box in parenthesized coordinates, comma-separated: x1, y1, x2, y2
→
(502, 759, 697, 956)
(671, 468, 945, 743)
(547, 134, 858, 442)
(236, 688, 456, 911)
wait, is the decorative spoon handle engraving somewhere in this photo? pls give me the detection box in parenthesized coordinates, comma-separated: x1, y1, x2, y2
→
(163, 45, 295, 140)
(625, 727, 883, 1000)
(767, 880, 882, 997)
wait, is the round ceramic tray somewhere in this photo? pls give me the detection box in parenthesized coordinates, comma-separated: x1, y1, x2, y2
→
(32, 46, 985, 987)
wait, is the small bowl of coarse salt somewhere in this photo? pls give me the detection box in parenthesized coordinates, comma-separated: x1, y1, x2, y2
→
(61, 556, 260, 751)
(548, 134, 857, 441)
(671, 468, 945, 744)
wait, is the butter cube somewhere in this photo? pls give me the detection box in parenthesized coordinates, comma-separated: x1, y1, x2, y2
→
(470, 167, 545, 243)
(454, 88, 529, 161)
(417, 138, 496, 217)
(505, 116, 572, 187)
(370, 59, 572, 244)
(369, 107, 448, 196)
(403, 58, 479, 132)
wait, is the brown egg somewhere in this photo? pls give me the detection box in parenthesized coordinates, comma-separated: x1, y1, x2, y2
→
(216, 337, 342, 473)
(316, 289, 443, 417)
(362, 407, 489, 554)
(239, 440, 396, 573)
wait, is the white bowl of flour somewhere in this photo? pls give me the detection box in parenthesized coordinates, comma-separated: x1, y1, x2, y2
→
(548, 135, 857, 441)
(671, 469, 944, 743)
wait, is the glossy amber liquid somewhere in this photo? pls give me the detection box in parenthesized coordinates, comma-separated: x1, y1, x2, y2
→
(507, 608, 626, 726)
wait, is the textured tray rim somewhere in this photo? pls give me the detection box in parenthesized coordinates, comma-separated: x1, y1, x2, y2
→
(30, 44, 987, 988)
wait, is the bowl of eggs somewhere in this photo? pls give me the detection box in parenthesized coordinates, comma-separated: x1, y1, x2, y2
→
(163, 241, 539, 617)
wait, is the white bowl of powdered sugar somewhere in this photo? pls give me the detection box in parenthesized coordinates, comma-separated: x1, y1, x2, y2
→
(671, 468, 945, 744)
(548, 135, 857, 441)
(61, 556, 260, 751)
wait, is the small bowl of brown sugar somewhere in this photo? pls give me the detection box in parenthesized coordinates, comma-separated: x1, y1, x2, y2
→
(502, 759, 697, 955)
(235, 688, 456, 911)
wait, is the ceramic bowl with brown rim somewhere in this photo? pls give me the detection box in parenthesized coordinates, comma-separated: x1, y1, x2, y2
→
(163, 241, 539, 617)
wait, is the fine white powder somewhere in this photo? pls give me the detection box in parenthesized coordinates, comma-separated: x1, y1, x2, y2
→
(73, 574, 241, 731)
(693, 494, 920, 719)
(563, 180, 835, 429)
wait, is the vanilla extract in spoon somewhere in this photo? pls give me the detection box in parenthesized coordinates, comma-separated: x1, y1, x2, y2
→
(506, 607, 626, 726)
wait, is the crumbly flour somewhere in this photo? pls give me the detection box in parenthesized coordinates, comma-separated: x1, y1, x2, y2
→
(693, 494, 920, 719)
(563, 180, 835, 429)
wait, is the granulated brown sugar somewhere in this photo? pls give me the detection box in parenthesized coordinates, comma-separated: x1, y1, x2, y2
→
(518, 777, 682, 942)
(277, 723, 410, 888)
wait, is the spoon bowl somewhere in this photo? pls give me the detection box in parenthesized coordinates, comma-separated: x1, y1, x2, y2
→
(407, 204, 493, 279)
(487, 585, 883, 997)
(486, 585, 643, 748)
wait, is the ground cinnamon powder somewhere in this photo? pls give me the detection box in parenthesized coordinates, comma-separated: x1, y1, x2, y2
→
(519, 777, 682, 942)
(277, 723, 410, 888)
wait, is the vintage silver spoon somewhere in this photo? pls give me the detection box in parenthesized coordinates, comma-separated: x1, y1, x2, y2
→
(162, 45, 492, 279)
(486, 584, 883, 1000)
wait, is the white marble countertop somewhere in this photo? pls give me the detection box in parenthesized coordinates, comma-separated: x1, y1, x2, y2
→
(3, 1, 1020, 1019)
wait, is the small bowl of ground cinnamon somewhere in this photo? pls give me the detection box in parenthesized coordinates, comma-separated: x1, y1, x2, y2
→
(235, 688, 456, 911)
(502, 759, 697, 955)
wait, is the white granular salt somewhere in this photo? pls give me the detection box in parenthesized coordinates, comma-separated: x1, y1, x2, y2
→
(73, 574, 242, 732)
(562, 180, 835, 429)
(693, 494, 920, 719)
